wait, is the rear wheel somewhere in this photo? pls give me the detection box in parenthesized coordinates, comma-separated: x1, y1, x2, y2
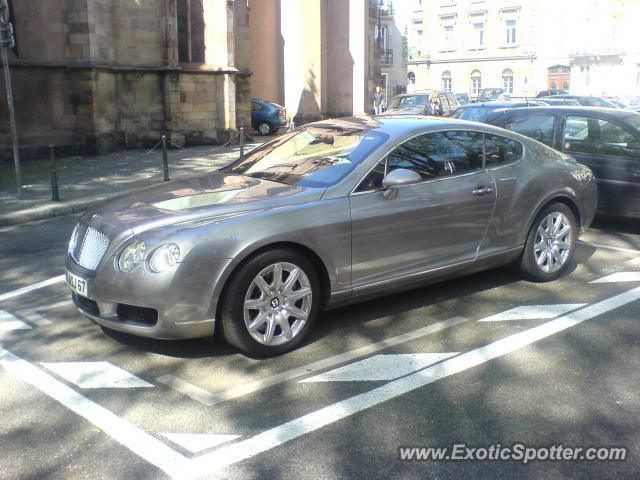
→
(518, 203, 577, 282)
(219, 249, 320, 357)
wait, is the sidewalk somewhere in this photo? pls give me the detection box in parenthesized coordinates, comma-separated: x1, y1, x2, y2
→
(0, 137, 271, 226)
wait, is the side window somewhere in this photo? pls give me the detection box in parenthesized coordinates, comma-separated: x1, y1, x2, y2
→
(563, 116, 635, 156)
(356, 160, 386, 192)
(484, 134, 523, 167)
(503, 115, 555, 147)
(438, 93, 450, 111)
(251, 102, 262, 111)
(387, 131, 484, 179)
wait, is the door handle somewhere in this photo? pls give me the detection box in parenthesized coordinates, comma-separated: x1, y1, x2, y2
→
(472, 187, 493, 196)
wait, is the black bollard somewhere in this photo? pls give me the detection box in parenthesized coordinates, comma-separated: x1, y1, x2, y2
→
(239, 126, 245, 158)
(49, 144, 60, 201)
(162, 135, 170, 181)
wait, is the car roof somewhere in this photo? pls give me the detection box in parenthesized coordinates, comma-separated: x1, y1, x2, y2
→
(488, 105, 639, 120)
(457, 101, 536, 109)
(304, 115, 520, 138)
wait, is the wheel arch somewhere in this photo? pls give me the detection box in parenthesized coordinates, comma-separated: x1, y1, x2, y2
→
(523, 194, 581, 245)
(213, 241, 333, 328)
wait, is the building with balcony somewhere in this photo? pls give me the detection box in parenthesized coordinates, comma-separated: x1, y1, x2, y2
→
(407, 0, 640, 98)
(248, 0, 381, 122)
(0, 0, 251, 157)
(375, 0, 408, 103)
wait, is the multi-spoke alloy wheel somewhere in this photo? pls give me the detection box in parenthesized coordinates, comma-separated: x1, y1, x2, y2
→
(243, 262, 313, 346)
(519, 203, 577, 282)
(219, 249, 320, 357)
(533, 212, 573, 273)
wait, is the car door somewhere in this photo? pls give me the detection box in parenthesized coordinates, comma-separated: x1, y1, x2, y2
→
(560, 114, 640, 216)
(349, 130, 497, 290)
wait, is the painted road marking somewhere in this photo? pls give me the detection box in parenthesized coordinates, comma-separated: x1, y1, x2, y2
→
(19, 299, 73, 314)
(189, 286, 640, 477)
(15, 311, 52, 327)
(156, 374, 220, 406)
(41, 362, 154, 389)
(579, 240, 640, 255)
(478, 304, 586, 322)
(0, 311, 32, 331)
(301, 353, 459, 382)
(0, 347, 194, 479)
(162, 433, 242, 454)
(161, 316, 468, 406)
(591, 272, 640, 283)
(0, 275, 65, 303)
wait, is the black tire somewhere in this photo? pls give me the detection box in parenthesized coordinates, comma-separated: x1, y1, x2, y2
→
(518, 202, 578, 282)
(256, 121, 273, 136)
(219, 248, 321, 357)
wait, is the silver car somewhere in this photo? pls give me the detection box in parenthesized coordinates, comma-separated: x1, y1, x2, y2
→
(66, 116, 597, 357)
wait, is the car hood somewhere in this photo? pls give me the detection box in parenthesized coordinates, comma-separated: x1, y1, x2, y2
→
(84, 172, 324, 235)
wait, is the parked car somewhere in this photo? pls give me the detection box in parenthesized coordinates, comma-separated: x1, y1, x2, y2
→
(536, 89, 569, 98)
(540, 95, 619, 109)
(486, 106, 640, 218)
(251, 98, 287, 135)
(382, 91, 460, 116)
(535, 97, 581, 106)
(448, 101, 545, 122)
(625, 104, 640, 113)
(455, 92, 470, 105)
(476, 88, 506, 102)
(66, 116, 597, 357)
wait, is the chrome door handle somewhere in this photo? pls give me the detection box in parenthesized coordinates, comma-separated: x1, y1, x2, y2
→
(472, 187, 493, 196)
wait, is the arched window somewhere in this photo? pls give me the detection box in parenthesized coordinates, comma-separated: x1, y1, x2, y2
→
(470, 70, 481, 97)
(408, 72, 416, 84)
(502, 69, 514, 94)
(441, 71, 452, 92)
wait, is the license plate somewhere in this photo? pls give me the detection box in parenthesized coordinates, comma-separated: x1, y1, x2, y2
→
(66, 271, 89, 297)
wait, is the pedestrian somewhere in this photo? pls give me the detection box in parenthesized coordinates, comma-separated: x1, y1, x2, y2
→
(373, 86, 384, 115)
(426, 93, 443, 116)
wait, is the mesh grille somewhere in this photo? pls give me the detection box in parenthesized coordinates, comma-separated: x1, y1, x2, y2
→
(71, 225, 110, 270)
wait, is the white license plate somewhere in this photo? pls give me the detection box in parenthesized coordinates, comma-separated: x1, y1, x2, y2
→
(66, 271, 89, 297)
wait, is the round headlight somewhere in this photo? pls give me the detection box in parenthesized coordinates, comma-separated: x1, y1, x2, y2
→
(149, 243, 181, 273)
(118, 240, 146, 273)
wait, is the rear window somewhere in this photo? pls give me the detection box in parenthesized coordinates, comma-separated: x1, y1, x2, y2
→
(450, 107, 492, 122)
(503, 115, 556, 147)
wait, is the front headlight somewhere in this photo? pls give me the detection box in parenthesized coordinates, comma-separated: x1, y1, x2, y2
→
(68, 224, 80, 255)
(118, 240, 146, 273)
(149, 243, 181, 273)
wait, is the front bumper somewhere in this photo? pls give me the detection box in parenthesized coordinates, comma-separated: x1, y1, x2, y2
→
(66, 256, 233, 340)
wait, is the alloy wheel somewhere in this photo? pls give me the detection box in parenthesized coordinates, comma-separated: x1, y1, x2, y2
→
(533, 212, 573, 273)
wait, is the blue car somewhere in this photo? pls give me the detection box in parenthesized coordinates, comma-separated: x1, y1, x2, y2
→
(251, 98, 287, 135)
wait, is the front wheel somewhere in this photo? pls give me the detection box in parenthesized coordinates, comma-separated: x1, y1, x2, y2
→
(518, 203, 577, 282)
(219, 249, 320, 357)
(257, 121, 272, 136)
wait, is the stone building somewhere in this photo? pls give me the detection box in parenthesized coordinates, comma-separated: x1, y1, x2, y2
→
(406, 0, 640, 99)
(248, 0, 381, 123)
(376, 0, 408, 104)
(0, 0, 251, 157)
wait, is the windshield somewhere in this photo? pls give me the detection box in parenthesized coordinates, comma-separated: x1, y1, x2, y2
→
(388, 95, 429, 110)
(581, 97, 618, 108)
(222, 126, 388, 188)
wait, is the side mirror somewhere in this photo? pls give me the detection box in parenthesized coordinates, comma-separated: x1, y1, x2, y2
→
(381, 168, 422, 198)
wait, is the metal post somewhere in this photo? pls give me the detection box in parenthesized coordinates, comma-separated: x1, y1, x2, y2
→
(1, 45, 20, 198)
(49, 144, 60, 202)
(239, 126, 245, 158)
(161, 134, 169, 181)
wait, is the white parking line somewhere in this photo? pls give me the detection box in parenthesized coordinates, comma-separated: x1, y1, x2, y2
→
(189, 286, 640, 477)
(16, 311, 52, 326)
(0, 347, 194, 479)
(578, 240, 640, 255)
(159, 316, 468, 406)
(0, 275, 65, 303)
(19, 299, 73, 314)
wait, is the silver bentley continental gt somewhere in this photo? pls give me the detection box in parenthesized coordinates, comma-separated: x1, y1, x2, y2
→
(66, 116, 597, 357)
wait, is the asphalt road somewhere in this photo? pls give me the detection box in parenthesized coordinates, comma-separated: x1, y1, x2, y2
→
(0, 215, 639, 479)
